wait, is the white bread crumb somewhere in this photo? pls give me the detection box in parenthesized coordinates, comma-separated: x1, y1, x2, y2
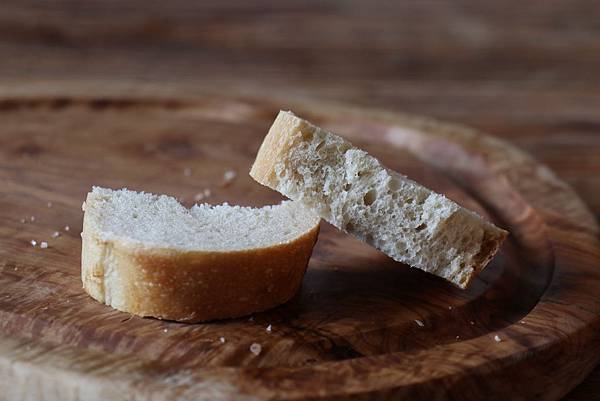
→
(224, 170, 237, 182)
(250, 343, 262, 356)
(40, 242, 48, 249)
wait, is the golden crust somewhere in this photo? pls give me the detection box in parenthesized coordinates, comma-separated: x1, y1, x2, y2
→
(250, 110, 305, 188)
(82, 216, 320, 323)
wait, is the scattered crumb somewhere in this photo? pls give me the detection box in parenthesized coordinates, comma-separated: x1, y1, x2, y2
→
(20, 218, 26, 224)
(494, 335, 502, 342)
(47, 202, 53, 208)
(183, 167, 192, 177)
(223, 170, 237, 185)
(456, 335, 460, 340)
(40, 242, 48, 249)
(266, 324, 272, 333)
(250, 343, 262, 356)
(30, 240, 37, 247)
(51, 231, 60, 238)
(13, 267, 18, 271)
(470, 321, 475, 325)
(448, 306, 453, 310)
(163, 328, 168, 333)
(415, 319, 425, 327)
(30, 216, 36, 222)
(219, 337, 226, 343)
(194, 189, 212, 202)
(64, 225, 70, 231)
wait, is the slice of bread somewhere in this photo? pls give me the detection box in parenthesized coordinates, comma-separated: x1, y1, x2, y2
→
(250, 111, 508, 288)
(81, 187, 320, 322)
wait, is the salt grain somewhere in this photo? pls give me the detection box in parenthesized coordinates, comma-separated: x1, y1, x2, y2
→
(494, 335, 502, 342)
(183, 168, 192, 177)
(30, 216, 36, 222)
(163, 329, 168, 333)
(448, 306, 453, 310)
(250, 343, 262, 356)
(20, 218, 26, 224)
(47, 202, 53, 208)
(470, 321, 475, 325)
(456, 335, 460, 340)
(219, 337, 226, 343)
(51, 231, 60, 238)
(266, 324, 272, 333)
(40, 242, 48, 249)
(415, 319, 425, 327)
(64, 225, 70, 231)
(30, 240, 37, 247)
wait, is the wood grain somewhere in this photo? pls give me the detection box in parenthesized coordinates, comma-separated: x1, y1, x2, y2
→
(0, 95, 598, 400)
(0, 1, 599, 398)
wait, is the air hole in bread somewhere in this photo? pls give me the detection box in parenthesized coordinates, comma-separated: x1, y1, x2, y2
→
(363, 190, 377, 206)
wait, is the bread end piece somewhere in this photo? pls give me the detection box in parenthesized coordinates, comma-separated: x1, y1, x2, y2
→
(251, 111, 508, 289)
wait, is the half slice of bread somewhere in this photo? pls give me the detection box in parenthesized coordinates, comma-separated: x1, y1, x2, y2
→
(250, 111, 507, 288)
(81, 187, 320, 322)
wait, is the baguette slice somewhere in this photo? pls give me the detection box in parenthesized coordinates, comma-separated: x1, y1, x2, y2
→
(81, 187, 320, 322)
(250, 111, 507, 288)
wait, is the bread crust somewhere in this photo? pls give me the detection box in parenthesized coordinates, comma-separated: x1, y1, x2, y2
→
(82, 198, 320, 323)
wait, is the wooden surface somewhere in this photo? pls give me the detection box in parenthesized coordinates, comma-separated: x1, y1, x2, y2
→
(0, 1, 599, 399)
(0, 95, 598, 400)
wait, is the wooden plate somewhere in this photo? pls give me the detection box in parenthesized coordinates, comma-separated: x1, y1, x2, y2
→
(0, 95, 599, 401)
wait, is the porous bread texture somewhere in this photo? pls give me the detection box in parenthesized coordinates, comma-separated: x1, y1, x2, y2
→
(250, 111, 508, 288)
(81, 187, 320, 322)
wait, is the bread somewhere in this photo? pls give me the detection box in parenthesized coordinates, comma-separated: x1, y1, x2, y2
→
(81, 187, 320, 322)
(250, 111, 507, 288)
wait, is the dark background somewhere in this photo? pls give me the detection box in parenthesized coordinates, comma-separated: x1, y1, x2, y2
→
(1, 1, 598, 398)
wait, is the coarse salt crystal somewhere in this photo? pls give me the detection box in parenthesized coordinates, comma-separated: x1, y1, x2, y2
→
(40, 242, 48, 249)
(456, 335, 460, 340)
(266, 324, 272, 333)
(250, 343, 262, 356)
(163, 329, 168, 333)
(51, 231, 60, 238)
(30, 216, 36, 222)
(494, 335, 502, 342)
(470, 321, 475, 325)
(47, 202, 53, 208)
(219, 337, 226, 343)
(415, 319, 425, 327)
(64, 225, 70, 231)
(30, 240, 37, 247)
(20, 218, 26, 224)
